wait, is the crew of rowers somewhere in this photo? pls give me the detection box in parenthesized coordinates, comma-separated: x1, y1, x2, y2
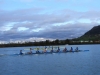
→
(20, 47, 79, 54)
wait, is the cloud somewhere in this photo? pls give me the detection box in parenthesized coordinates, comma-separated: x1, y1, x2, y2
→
(0, 7, 100, 43)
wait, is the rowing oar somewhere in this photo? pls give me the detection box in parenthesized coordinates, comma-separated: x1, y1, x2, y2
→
(24, 47, 55, 50)
(79, 50, 89, 52)
(24, 47, 50, 50)
(24, 46, 67, 50)
(83, 50, 89, 51)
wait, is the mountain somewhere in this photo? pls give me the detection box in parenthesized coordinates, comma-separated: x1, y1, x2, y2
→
(77, 25, 100, 40)
(84, 25, 100, 35)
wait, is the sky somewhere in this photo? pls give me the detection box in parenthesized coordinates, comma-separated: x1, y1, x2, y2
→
(0, 0, 100, 43)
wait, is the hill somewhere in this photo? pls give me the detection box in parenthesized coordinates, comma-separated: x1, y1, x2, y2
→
(84, 25, 100, 35)
(77, 25, 100, 41)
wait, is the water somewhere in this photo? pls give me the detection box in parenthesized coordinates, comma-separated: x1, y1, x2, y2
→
(0, 45, 100, 75)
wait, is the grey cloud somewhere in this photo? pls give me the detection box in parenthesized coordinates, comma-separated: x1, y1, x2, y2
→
(0, 8, 100, 42)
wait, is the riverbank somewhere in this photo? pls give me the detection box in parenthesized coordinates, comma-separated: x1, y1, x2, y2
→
(0, 43, 100, 48)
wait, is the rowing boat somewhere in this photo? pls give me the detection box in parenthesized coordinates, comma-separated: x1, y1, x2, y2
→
(13, 50, 89, 55)
(0, 49, 89, 56)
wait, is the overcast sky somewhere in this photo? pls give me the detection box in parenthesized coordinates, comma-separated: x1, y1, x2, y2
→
(0, 0, 100, 43)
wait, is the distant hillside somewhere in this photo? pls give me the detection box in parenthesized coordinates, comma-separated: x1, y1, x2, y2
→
(77, 25, 100, 40)
(84, 25, 100, 35)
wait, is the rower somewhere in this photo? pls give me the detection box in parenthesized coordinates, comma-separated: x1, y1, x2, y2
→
(43, 47, 47, 53)
(36, 50, 40, 53)
(20, 50, 23, 55)
(36, 48, 40, 53)
(70, 47, 73, 52)
(27, 48, 33, 54)
(30, 48, 32, 53)
(63, 47, 67, 52)
(56, 46, 60, 52)
(75, 47, 79, 51)
(50, 46, 54, 52)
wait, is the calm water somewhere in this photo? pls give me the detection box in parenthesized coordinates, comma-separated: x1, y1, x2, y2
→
(0, 45, 100, 75)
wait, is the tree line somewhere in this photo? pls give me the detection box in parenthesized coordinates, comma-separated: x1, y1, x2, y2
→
(0, 38, 100, 48)
(0, 39, 70, 47)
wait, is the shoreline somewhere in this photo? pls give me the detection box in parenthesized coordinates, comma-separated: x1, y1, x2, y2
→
(0, 43, 100, 48)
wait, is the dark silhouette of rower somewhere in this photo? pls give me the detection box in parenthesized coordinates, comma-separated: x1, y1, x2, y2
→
(20, 50, 23, 55)
(50, 46, 54, 52)
(70, 47, 73, 52)
(56, 46, 60, 52)
(63, 47, 67, 52)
